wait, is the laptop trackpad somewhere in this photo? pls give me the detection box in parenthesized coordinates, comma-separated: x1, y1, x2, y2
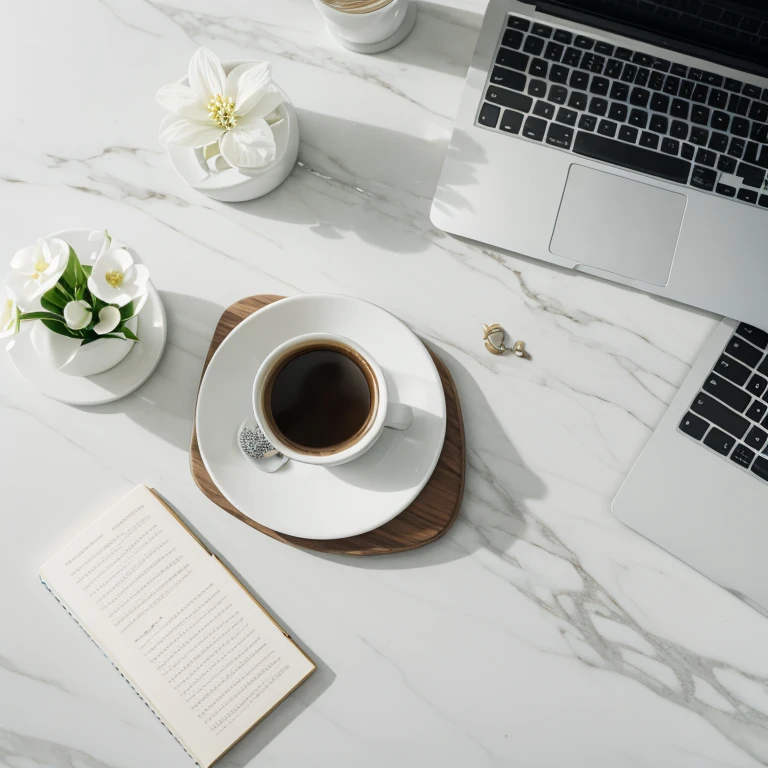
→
(549, 164, 686, 287)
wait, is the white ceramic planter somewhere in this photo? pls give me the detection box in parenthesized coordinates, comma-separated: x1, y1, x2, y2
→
(31, 315, 138, 377)
(162, 62, 299, 203)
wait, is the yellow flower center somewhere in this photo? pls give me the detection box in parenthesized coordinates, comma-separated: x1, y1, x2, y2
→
(105, 270, 124, 288)
(207, 94, 237, 130)
(34, 256, 48, 273)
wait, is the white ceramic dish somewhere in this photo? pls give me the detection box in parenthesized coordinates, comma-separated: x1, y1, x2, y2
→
(7, 229, 167, 405)
(196, 294, 447, 539)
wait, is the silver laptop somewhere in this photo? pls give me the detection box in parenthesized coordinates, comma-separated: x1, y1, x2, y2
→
(431, 0, 768, 330)
(431, 0, 768, 612)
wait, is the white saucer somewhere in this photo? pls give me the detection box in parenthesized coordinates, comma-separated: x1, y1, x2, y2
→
(324, 2, 417, 54)
(7, 230, 167, 406)
(196, 294, 447, 540)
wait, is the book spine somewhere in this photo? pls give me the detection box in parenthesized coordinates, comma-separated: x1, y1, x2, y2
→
(39, 576, 200, 768)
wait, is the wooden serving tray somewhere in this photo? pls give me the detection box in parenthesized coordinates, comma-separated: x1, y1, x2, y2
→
(190, 295, 465, 555)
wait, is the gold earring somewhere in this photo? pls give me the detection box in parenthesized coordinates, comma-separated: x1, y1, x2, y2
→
(482, 324, 527, 358)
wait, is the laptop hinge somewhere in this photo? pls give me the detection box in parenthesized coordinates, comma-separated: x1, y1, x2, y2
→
(531, 1, 768, 80)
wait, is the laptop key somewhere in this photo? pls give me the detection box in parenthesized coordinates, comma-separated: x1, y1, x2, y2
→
(749, 102, 768, 122)
(606, 59, 622, 79)
(731, 117, 749, 137)
(502, 29, 524, 50)
(548, 84, 568, 104)
(670, 99, 689, 119)
(619, 125, 638, 143)
(629, 87, 649, 107)
(544, 42, 564, 62)
(499, 109, 524, 134)
(760, 195, 768, 208)
(747, 374, 768, 397)
(570, 70, 590, 90)
(681, 143, 695, 160)
(663, 76, 680, 96)
(629, 109, 647, 128)
(703, 372, 750, 412)
(737, 324, 768, 349)
(568, 92, 588, 111)
(690, 127, 709, 145)
(650, 93, 669, 113)
(608, 102, 628, 122)
(731, 444, 756, 468)
(610, 82, 629, 101)
(590, 77, 609, 96)
(714, 354, 751, 386)
(703, 427, 736, 457)
(598, 119, 617, 138)
(485, 86, 533, 113)
(649, 71, 665, 91)
(751, 456, 768, 482)
(530, 58, 548, 77)
(496, 48, 530, 70)
(491, 66, 526, 91)
(621, 64, 638, 83)
(640, 131, 659, 150)
(661, 137, 679, 155)
(507, 16, 530, 30)
(479, 102, 501, 128)
(563, 47, 582, 66)
(692, 84, 708, 103)
(578, 114, 597, 132)
(616, 47, 633, 60)
(747, 400, 768, 422)
(595, 41, 614, 56)
(589, 98, 608, 116)
(650, 115, 669, 134)
(695, 148, 716, 167)
(635, 68, 650, 87)
(670, 63, 687, 77)
(522, 116, 547, 141)
(574, 35, 594, 49)
(679, 412, 708, 440)
(550, 64, 569, 84)
(523, 36, 545, 56)
(716, 183, 736, 197)
(528, 80, 547, 98)
(724, 77, 742, 92)
(718, 154, 737, 172)
(671, 120, 688, 139)
(707, 88, 728, 109)
(737, 162, 765, 188)
(743, 84, 761, 99)
(556, 107, 577, 126)
(572, 132, 691, 183)
(691, 392, 749, 439)
(553, 29, 572, 44)
(738, 188, 758, 204)
(745, 425, 768, 451)
(533, 100, 555, 119)
(546, 122, 573, 149)
(531, 23, 553, 38)
(691, 105, 710, 125)
(708, 132, 728, 152)
(728, 138, 745, 158)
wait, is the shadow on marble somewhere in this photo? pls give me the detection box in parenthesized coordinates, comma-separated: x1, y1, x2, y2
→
(228, 109, 485, 253)
(313, 345, 546, 570)
(152, 490, 335, 768)
(75, 292, 226, 452)
(377, 1, 483, 76)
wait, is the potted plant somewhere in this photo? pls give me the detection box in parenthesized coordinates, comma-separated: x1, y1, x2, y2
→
(2, 231, 149, 376)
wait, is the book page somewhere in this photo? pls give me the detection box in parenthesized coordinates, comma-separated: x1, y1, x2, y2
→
(40, 486, 315, 768)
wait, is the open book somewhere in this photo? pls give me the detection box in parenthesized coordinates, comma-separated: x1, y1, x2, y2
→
(40, 486, 315, 767)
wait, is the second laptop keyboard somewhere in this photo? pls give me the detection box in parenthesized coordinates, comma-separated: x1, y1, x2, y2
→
(478, 14, 768, 209)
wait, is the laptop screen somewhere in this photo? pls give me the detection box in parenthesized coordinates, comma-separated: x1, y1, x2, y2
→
(549, 1, 768, 74)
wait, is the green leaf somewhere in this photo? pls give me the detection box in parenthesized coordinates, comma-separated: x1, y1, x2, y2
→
(41, 318, 81, 339)
(119, 326, 139, 341)
(41, 295, 63, 313)
(43, 285, 67, 309)
(81, 264, 92, 277)
(119, 300, 136, 321)
(19, 310, 66, 322)
(59, 246, 87, 296)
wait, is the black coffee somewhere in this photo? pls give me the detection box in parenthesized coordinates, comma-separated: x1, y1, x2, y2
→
(269, 348, 372, 450)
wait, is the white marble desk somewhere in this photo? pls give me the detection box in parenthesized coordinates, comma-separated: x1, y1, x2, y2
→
(2, 1, 768, 766)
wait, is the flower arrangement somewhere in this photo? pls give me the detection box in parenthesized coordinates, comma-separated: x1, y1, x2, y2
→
(156, 48, 284, 170)
(1, 231, 148, 349)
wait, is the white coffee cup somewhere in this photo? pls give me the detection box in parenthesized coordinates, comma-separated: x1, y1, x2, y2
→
(312, 0, 410, 46)
(252, 332, 412, 467)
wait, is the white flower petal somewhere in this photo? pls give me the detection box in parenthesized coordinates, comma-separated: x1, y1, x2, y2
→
(244, 88, 284, 121)
(156, 83, 209, 120)
(159, 116, 223, 147)
(188, 47, 225, 103)
(10, 244, 40, 274)
(94, 306, 121, 335)
(0, 281, 19, 339)
(63, 300, 92, 330)
(224, 61, 271, 115)
(219, 118, 276, 169)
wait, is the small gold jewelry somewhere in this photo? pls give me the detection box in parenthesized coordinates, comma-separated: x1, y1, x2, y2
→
(482, 324, 527, 358)
(482, 324, 507, 355)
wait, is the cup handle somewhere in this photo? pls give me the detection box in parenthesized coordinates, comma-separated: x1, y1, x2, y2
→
(384, 402, 413, 431)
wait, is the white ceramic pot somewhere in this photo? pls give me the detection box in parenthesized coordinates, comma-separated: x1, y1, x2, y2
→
(31, 315, 138, 377)
(162, 62, 299, 203)
(312, 0, 415, 51)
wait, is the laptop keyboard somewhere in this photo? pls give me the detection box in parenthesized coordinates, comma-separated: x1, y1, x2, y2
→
(679, 323, 768, 483)
(478, 14, 768, 208)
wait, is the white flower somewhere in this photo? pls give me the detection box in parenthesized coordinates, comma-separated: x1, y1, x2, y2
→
(6, 237, 69, 310)
(94, 306, 121, 335)
(156, 48, 283, 169)
(0, 280, 20, 339)
(88, 246, 149, 307)
(63, 300, 92, 330)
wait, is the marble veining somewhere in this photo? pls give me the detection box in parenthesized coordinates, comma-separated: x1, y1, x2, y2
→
(2, 1, 768, 766)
